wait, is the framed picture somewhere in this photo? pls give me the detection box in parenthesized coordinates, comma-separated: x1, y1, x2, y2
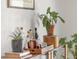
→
(7, 0, 35, 10)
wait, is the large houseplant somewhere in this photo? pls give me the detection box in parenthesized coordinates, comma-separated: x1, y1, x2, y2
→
(39, 7, 65, 35)
(10, 27, 23, 52)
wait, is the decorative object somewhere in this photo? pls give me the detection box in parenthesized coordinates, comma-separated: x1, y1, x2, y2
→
(7, 0, 35, 10)
(59, 33, 77, 59)
(26, 39, 41, 55)
(39, 7, 65, 35)
(27, 29, 34, 40)
(26, 29, 37, 49)
(10, 27, 23, 52)
(24, 29, 34, 50)
(28, 39, 37, 49)
(25, 28, 41, 55)
(35, 28, 38, 40)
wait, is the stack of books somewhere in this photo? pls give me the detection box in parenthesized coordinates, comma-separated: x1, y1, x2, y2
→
(4, 51, 32, 59)
(41, 45, 54, 54)
(41, 45, 54, 59)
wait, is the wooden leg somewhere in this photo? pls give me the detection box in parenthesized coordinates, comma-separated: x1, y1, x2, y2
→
(65, 44, 68, 59)
(47, 51, 53, 59)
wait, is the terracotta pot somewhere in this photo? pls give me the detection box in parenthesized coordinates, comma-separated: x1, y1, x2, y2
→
(47, 25, 55, 36)
(43, 35, 59, 48)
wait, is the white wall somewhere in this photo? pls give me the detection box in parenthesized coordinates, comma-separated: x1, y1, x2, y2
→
(55, 0, 77, 38)
(54, 0, 77, 59)
(1, 0, 34, 56)
(1, 0, 55, 56)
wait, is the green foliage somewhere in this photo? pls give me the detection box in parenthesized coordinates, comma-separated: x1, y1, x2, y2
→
(58, 16, 65, 23)
(59, 33, 77, 47)
(67, 40, 73, 48)
(10, 27, 23, 40)
(59, 37, 66, 46)
(59, 33, 77, 59)
(72, 33, 77, 43)
(39, 7, 65, 31)
(46, 7, 51, 14)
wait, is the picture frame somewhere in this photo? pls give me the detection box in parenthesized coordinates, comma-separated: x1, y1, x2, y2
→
(7, 0, 35, 10)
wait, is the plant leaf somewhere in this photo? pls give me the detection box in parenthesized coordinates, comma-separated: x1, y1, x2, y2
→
(50, 11, 58, 23)
(50, 11, 58, 17)
(46, 21, 50, 31)
(59, 37, 66, 46)
(52, 17, 57, 23)
(10, 27, 22, 40)
(58, 16, 65, 23)
(46, 7, 51, 14)
(67, 40, 73, 49)
(42, 15, 48, 27)
(71, 33, 77, 45)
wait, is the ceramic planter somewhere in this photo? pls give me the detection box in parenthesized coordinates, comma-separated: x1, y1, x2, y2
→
(12, 39, 22, 52)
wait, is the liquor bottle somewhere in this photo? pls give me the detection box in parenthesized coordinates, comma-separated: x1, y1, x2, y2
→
(35, 28, 38, 40)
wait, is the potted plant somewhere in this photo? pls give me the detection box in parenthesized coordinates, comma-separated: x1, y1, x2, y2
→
(59, 33, 77, 59)
(39, 7, 65, 36)
(10, 27, 23, 52)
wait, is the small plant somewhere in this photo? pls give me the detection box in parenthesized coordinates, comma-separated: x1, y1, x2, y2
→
(39, 7, 65, 32)
(10, 27, 23, 52)
(10, 27, 23, 40)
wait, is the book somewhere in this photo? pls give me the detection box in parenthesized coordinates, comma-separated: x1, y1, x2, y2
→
(4, 54, 32, 59)
(5, 51, 30, 58)
(3, 54, 32, 59)
(41, 45, 54, 54)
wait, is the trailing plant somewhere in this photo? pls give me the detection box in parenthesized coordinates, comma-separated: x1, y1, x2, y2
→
(39, 7, 65, 31)
(59, 33, 77, 59)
